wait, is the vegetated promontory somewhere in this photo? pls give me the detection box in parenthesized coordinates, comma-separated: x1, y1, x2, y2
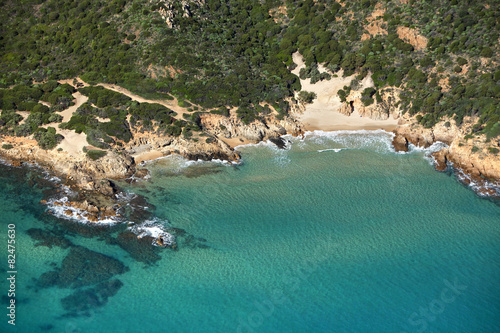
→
(0, 0, 498, 202)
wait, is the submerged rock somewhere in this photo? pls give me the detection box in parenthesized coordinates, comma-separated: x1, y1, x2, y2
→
(37, 246, 129, 289)
(61, 279, 124, 316)
(109, 231, 162, 265)
(26, 228, 73, 249)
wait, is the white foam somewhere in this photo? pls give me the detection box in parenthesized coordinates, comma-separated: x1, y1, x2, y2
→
(303, 128, 395, 139)
(128, 218, 175, 246)
(234, 140, 279, 150)
(405, 141, 450, 165)
(317, 148, 343, 153)
(453, 165, 500, 197)
(46, 197, 119, 225)
(299, 129, 396, 154)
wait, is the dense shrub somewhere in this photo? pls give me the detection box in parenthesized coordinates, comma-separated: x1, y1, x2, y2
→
(87, 149, 107, 160)
(34, 127, 63, 150)
(298, 91, 317, 104)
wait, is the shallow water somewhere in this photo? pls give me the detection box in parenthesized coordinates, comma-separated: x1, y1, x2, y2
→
(1, 131, 499, 333)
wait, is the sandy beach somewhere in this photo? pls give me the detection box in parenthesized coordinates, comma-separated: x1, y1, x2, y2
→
(133, 150, 164, 164)
(291, 52, 399, 132)
(221, 137, 253, 149)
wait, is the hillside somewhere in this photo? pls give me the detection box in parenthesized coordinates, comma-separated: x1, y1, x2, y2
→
(0, 0, 499, 200)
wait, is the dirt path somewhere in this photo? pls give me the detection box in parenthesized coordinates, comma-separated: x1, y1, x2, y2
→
(97, 83, 191, 119)
(52, 91, 89, 156)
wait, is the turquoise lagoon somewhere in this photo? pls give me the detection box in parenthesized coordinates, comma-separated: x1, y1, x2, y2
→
(1, 130, 499, 333)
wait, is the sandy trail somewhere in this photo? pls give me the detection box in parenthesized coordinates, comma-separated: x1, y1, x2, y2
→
(291, 52, 398, 131)
(97, 83, 191, 119)
(53, 91, 89, 156)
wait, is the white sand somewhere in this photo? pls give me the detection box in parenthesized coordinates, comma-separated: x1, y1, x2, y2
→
(133, 150, 164, 164)
(59, 92, 88, 123)
(291, 52, 399, 131)
(221, 137, 253, 149)
(53, 91, 89, 156)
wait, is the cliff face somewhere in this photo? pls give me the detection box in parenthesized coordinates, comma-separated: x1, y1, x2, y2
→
(393, 113, 500, 195)
(199, 111, 303, 142)
(124, 130, 239, 162)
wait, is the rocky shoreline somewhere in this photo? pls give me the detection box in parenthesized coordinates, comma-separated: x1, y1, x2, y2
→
(0, 104, 305, 235)
(1, 91, 498, 231)
(392, 113, 500, 198)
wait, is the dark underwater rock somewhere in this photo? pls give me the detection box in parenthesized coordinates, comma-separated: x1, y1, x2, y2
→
(111, 230, 162, 265)
(37, 246, 128, 289)
(61, 279, 124, 316)
(26, 228, 73, 249)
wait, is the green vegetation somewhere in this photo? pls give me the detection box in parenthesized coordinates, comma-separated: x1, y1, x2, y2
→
(487, 147, 499, 154)
(298, 91, 317, 104)
(0, 0, 498, 143)
(33, 127, 63, 150)
(2, 144, 13, 149)
(87, 149, 107, 160)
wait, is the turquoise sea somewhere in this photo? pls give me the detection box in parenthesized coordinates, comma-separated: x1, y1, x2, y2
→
(1, 130, 499, 333)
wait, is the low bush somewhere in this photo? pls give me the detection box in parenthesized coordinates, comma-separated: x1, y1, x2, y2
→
(87, 149, 107, 160)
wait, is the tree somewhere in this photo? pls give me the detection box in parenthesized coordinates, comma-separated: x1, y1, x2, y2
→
(298, 91, 317, 104)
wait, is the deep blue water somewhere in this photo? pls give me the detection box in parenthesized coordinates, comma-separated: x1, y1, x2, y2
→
(1, 130, 499, 333)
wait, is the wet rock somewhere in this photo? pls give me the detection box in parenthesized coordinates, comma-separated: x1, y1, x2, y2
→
(477, 187, 497, 197)
(134, 168, 150, 179)
(392, 134, 409, 152)
(269, 136, 288, 149)
(431, 150, 449, 172)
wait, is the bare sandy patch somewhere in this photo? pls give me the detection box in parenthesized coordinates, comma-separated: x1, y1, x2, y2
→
(56, 130, 88, 156)
(361, 5, 387, 40)
(16, 111, 30, 125)
(291, 52, 399, 131)
(133, 150, 164, 164)
(59, 92, 88, 123)
(221, 137, 253, 149)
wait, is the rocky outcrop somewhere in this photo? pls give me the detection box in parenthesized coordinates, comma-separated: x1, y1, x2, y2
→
(392, 114, 461, 149)
(393, 114, 500, 196)
(200, 111, 303, 143)
(125, 130, 240, 162)
(339, 87, 402, 121)
(0, 140, 134, 196)
(396, 26, 428, 51)
(154, 0, 205, 28)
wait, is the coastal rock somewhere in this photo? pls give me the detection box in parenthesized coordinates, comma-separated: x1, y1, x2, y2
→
(393, 114, 500, 196)
(199, 110, 302, 142)
(431, 149, 449, 172)
(392, 134, 409, 152)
